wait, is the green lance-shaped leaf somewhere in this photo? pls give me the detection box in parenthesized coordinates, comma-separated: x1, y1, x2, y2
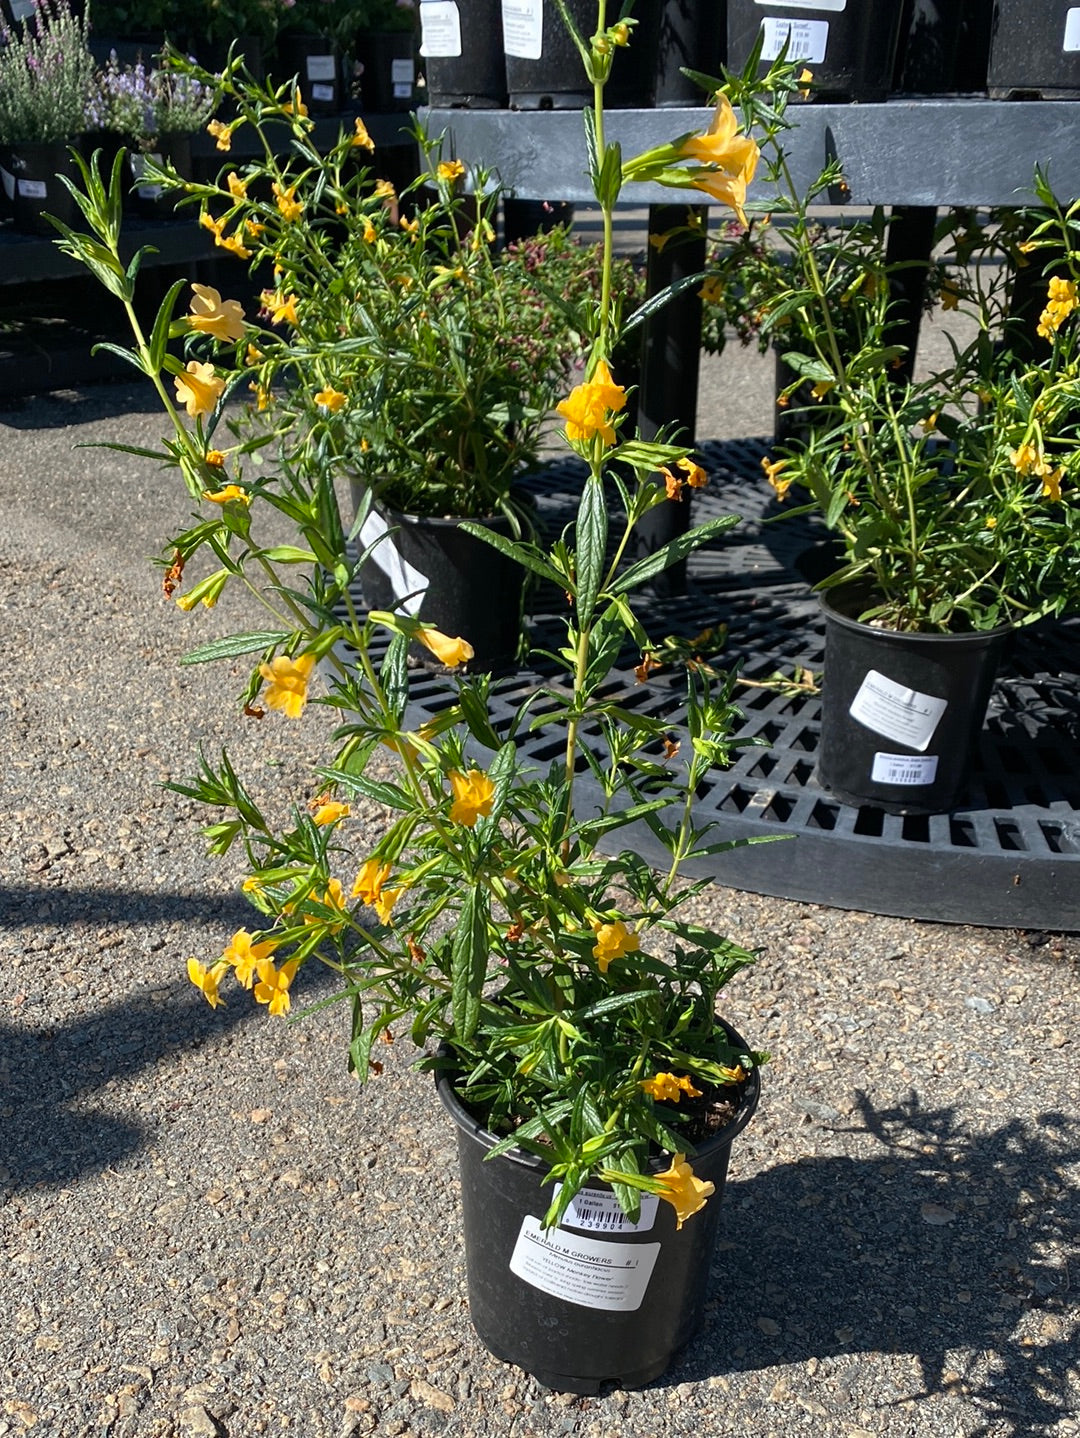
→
(575, 472, 608, 625)
(178, 630, 290, 665)
(610, 514, 740, 595)
(451, 885, 490, 1043)
(457, 521, 566, 589)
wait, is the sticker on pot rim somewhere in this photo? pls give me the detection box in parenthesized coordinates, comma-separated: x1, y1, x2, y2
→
(870, 752, 940, 787)
(848, 669, 948, 752)
(556, 1185, 660, 1234)
(305, 54, 337, 81)
(756, 0, 845, 9)
(358, 508, 429, 615)
(502, 0, 543, 60)
(509, 1216, 660, 1311)
(760, 17, 830, 64)
(1064, 8, 1080, 51)
(16, 178, 48, 199)
(420, 1, 463, 58)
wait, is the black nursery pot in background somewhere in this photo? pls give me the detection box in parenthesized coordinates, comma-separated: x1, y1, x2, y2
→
(277, 33, 343, 113)
(436, 1042, 760, 1394)
(502, 0, 659, 108)
(816, 586, 1011, 816)
(988, 0, 1080, 99)
(727, 0, 904, 101)
(1, 140, 83, 235)
(420, 0, 508, 107)
(891, 0, 964, 93)
(354, 30, 418, 112)
(655, 0, 725, 106)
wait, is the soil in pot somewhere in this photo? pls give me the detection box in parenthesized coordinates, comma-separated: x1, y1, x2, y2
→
(435, 1031, 760, 1393)
(816, 584, 1012, 815)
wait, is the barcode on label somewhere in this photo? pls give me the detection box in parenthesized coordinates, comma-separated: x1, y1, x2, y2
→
(557, 1185, 659, 1234)
(871, 752, 939, 787)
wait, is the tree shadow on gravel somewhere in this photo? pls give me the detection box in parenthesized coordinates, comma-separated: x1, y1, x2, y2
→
(0, 379, 161, 430)
(675, 1093, 1078, 1438)
(0, 964, 336, 1195)
(1, 885, 259, 929)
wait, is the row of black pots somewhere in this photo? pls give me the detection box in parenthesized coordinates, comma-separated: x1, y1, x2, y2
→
(357, 490, 1002, 817)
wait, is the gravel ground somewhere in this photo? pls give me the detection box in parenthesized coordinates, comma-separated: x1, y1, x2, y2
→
(1, 363, 1078, 1438)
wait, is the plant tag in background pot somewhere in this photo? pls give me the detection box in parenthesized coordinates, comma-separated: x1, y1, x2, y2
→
(509, 1218, 661, 1311)
(760, 18, 830, 63)
(502, 0, 544, 59)
(848, 669, 948, 752)
(557, 1185, 660, 1234)
(420, 1, 463, 57)
(870, 752, 940, 787)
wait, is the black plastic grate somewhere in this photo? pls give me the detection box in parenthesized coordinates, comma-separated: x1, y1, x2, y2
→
(338, 443, 1080, 930)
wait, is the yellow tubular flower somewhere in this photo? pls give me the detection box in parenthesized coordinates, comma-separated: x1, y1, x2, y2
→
(273, 181, 303, 223)
(761, 455, 792, 502)
(174, 361, 225, 419)
(222, 929, 279, 988)
(313, 801, 350, 826)
(678, 456, 707, 488)
(374, 179, 396, 201)
(556, 359, 627, 446)
(254, 957, 300, 1016)
(261, 290, 299, 327)
(352, 117, 375, 150)
(437, 159, 465, 182)
(590, 919, 639, 974)
(258, 653, 315, 718)
(417, 628, 474, 667)
(1042, 468, 1064, 503)
(654, 1153, 715, 1229)
(448, 770, 496, 827)
(315, 386, 347, 413)
(187, 283, 246, 342)
(216, 230, 252, 261)
(207, 118, 234, 151)
(374, 886, 402, 925)
(202, 484, 248, 505)
(352, 858, 392, 906)
(226, 171, 248, 199)
(187, 957, 229, 1008)
(677, 94, 759, 225)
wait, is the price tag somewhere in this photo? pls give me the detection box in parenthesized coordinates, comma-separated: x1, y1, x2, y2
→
(760, 17, 830, 64)
(848, 669, 948, 752)
(311, 83, 335, 102)
(420, 1, 463, 58)
(1065, 8, 1080, 51)
(16, 178, 48, 199)
(305, 54, 337, 81)
(557, 1185, 659, 1234)
(502, 0, 543, 60)
(870, 752, 940, 787)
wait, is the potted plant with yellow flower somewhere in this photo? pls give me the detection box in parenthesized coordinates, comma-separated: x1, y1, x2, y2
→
(51, 22, 787, 1395)
(748, 98, 1080, 814)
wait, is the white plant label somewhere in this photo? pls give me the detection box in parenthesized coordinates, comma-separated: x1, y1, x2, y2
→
(305, 54, 337, 81)
(1064, 8, 1080, 51)
(17, 178, 49, 199)
(420, 1, 463, 58)
(130, 153, 163, 199)
(870, 752, 940, 787)
(311, 83, 335, 101)
(509, 1216, 660, 1311)
(756, 0, 845, 9)
(849, 669, 948, 752)
(760, 17, 830, 64)
(358, 509, 429, 615)
(502, 0, 543, 60)
(391, 58, 415, 97)
(557, 1185, 660, 1234)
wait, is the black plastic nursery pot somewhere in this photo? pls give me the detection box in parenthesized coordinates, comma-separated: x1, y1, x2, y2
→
(436, 1043, 760, 1394)
(988, 0, 1080, 99)
(421, 0, 508, 106)
(891, 0, 966, 94)
(277, 33, 343, 113)
(817, 586, 1011, 816)
(503, 0, 659, 108)
(0, 140, 83, 236)
(354, 30, 418, 112)
(655, 0, 726, 106)
(727, 0, 904, 101)
(355, 497, 526, 672)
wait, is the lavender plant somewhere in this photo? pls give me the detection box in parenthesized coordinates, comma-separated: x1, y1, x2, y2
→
(93, 53, 217, 141)
(0, 0, 97, 145)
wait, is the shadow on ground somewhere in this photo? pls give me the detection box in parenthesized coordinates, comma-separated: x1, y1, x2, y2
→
(1, 885, 256, 929)
(679, 1092, 1078, 1438)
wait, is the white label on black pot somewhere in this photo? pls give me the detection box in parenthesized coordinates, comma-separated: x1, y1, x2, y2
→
(870, 752, 940, 787)
(16, 178, 48, 200)
(556, 1185, 660, 1234)
(756, 0, 845, 8)
(848, 669, 948, 753)
(305, 54, 337, 81)
(502, 0, 544, 60)
(391, 57, 415, 97)
(510, 1216, 660, 1311)
(420, 1, 463, 58)
(311, 83, 336, 101)
(358, 507, 429, 614)
(1064, 9, 1080, 51)
(760, 17, 830, 64)
(130, 153, 164, 199)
